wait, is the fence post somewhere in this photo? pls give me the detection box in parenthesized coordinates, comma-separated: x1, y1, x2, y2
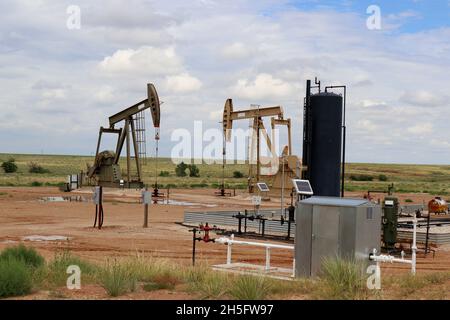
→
(265, 247, 271, 271)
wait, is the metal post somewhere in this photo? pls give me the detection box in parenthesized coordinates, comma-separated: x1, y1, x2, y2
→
(425, 211, 431, 254)
(192, 228, 197, 266)
(292, 258, 296, 278)
(281, 155, 285, 218)
(265, 247, 271, 271)
(143, 203, 149, 228)
(412, 218, 417, 275)
(244, 210, 248, 233)
(227, 242, 232, 265)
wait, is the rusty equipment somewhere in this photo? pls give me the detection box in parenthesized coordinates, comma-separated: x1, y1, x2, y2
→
(88, 83, 160, 188)
(428, 197, 448, 214)
(222, 99, 301, 195)
(189, 223, 224, 266)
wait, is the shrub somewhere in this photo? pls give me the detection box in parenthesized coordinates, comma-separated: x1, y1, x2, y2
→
(350, 175, 374, 182)
(175, 162, 188, 177)
(28, 162, 50, 174)
(31, 181, 43, 187)
(229, 275, 271, 300)
(193, 273, 229, 299)
(1, 158, 18, 173)
(405, 199, 413, 203)
(46, 250, 96, 288)
(159, 171, 170, 177)
(188, 164, 200, 177)
(99, 260, 137, 297)
(0, 257, 32, 298)
(0, 244, 44, 269)
(378, 174, 388, 181)
(316, 257, 368, 300)
(233, 171, 244, 178)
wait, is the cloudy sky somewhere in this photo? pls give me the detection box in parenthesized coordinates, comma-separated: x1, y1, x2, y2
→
(0, 0, 449, 164)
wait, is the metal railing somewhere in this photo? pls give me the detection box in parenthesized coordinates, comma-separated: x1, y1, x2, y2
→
(215, 234, 295, 276)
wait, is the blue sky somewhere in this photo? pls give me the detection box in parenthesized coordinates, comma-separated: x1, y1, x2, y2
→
(0, 0, 449, 164)
(287, 0, 450, 32)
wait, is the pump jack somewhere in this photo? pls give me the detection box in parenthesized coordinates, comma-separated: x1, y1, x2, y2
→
(88, 83, 160, 188)
(222, 98, 301, 195)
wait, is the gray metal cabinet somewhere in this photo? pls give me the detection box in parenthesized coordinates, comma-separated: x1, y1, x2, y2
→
(295, 197, 381, 277)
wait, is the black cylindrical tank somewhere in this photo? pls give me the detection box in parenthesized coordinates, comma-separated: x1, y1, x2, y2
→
(309, 92, 342, 197)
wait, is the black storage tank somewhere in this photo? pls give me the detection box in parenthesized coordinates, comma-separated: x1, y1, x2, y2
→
(309, 92, 342, 197)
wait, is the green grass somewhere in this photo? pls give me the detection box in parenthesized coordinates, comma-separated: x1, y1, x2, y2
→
(228, 275, 272, 300)
(0, 257, 33, 298)
(315, 257, 369, 300)
(44, 250, 97, 288)
(99, 259, 138, 297)
(1, 153, 449, 196)
(0, 244, 44, 269)
(188, 272, 230, 299)
(0, 246, 447, 300)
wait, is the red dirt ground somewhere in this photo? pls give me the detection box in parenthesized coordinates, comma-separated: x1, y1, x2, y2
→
(0, 187, 449, 299)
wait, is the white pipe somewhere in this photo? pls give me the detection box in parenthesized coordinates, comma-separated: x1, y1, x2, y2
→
(369, 217, 417, 275)
(265, 247, 271, 271)
(411, 217, 417, 275)
(370, 253, 412, 264)
(216, 236, 294, 250)
(292, 258, 296, 277)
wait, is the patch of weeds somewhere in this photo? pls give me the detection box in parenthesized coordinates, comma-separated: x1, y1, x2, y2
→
(0, 244, 44, 269)
(99, 259, 137, 297)
(0, 257, 33, 298)
(314, 257, 368, 300)
(229, 275, 271, 300)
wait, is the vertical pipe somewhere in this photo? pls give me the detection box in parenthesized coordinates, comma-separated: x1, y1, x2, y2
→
(425, 211, 431, 254)
(227, 243, 232, 265)
(192, 229, 197, 266)
(341, 86, 346, 197)
(281, 155, 285, 218)
(244, 210, 247, 233)
(341, 126, 346, 197)
(412, 218, 417, 275)
(256, 118, 261, 184)
(302, 80, 311, 180)
(292, 258, 296, 278)
(265, 247, 271, 271)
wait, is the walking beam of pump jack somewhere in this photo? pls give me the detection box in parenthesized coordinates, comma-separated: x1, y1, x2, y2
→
(75, 78, 445, 281)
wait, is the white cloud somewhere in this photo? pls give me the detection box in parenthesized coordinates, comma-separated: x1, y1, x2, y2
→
(356, 119, 377, 132)
(166, 73, 202, 93)
(407, 123, 433, 135)
(209, 109, 223, 121)
(0, 1, 449, 163)
(222, 42, 253, 59)
(399, 90, 446, 107)
(231, 73, 296, 101)
(359, 100, 387, 108)
(41, 88, 66, 100)
(94, 86, 116, 104)
(99, 46, 183, 76)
